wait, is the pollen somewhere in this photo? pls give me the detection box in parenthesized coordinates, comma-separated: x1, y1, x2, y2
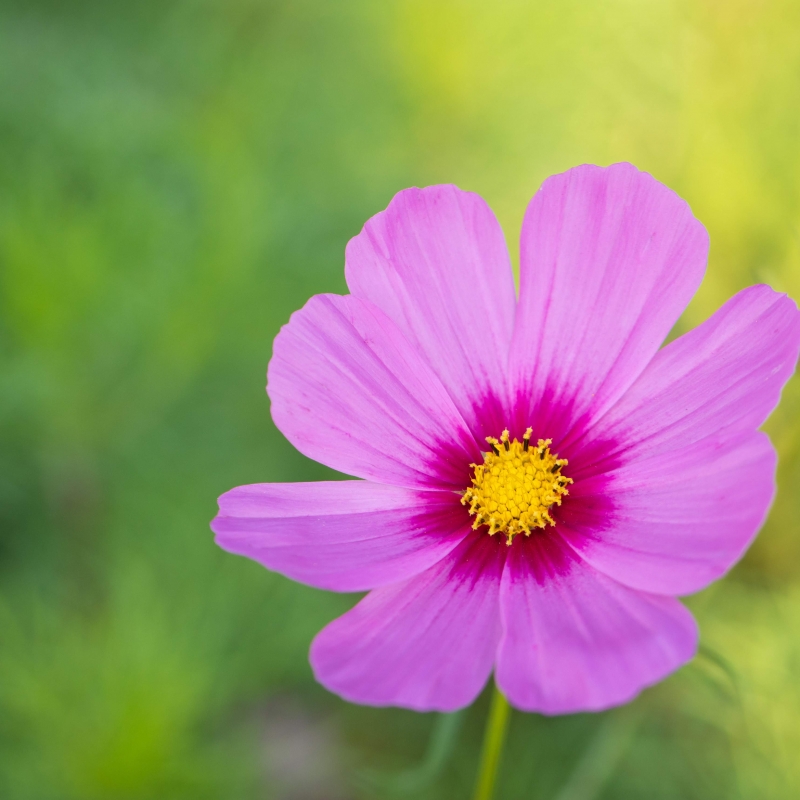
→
(461, 428, 572, 546)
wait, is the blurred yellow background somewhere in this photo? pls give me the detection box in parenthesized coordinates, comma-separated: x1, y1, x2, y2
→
(1, 1, 799, 798)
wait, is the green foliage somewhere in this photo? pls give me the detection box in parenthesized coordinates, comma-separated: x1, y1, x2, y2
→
(1, 0, 799, 797)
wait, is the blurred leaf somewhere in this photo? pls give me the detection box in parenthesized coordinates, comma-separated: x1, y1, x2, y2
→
(358, 711, 465, 797)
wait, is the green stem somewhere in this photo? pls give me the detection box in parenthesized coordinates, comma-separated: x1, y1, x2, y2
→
(472, 683, 512, 800)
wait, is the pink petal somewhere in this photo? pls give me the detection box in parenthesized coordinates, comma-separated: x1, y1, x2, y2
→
(509, 163, 708, 440)
(212, 481, 470, 592)
(561, 435, 775, 596)
(310, 531, 506, 711)
(496, 533, 697, 715)
(563, 285, 800, 595)
(588, 285, 800, 460)
(345, 185, 517, 440)
(268, 294, 480, 489)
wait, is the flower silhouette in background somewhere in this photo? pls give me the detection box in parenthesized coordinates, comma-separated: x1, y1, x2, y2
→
(212, 163, 800, 714)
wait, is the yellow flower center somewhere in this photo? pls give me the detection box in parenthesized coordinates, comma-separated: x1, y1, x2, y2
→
(461, 428, 572, 545)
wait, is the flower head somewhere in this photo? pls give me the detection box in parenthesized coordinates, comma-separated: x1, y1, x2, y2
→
(211, 163, 800, 714)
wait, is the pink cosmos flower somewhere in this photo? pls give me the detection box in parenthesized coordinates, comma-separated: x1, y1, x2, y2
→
(212, 163, 800, 714)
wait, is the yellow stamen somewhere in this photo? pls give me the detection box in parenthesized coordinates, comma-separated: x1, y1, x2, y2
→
(461, 428, 572, 545)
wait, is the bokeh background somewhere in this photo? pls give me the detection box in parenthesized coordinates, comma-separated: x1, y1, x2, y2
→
(2, 1, 800, 798)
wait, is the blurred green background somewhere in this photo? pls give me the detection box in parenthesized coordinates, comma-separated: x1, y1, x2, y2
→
(2, 1, 800, 798)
